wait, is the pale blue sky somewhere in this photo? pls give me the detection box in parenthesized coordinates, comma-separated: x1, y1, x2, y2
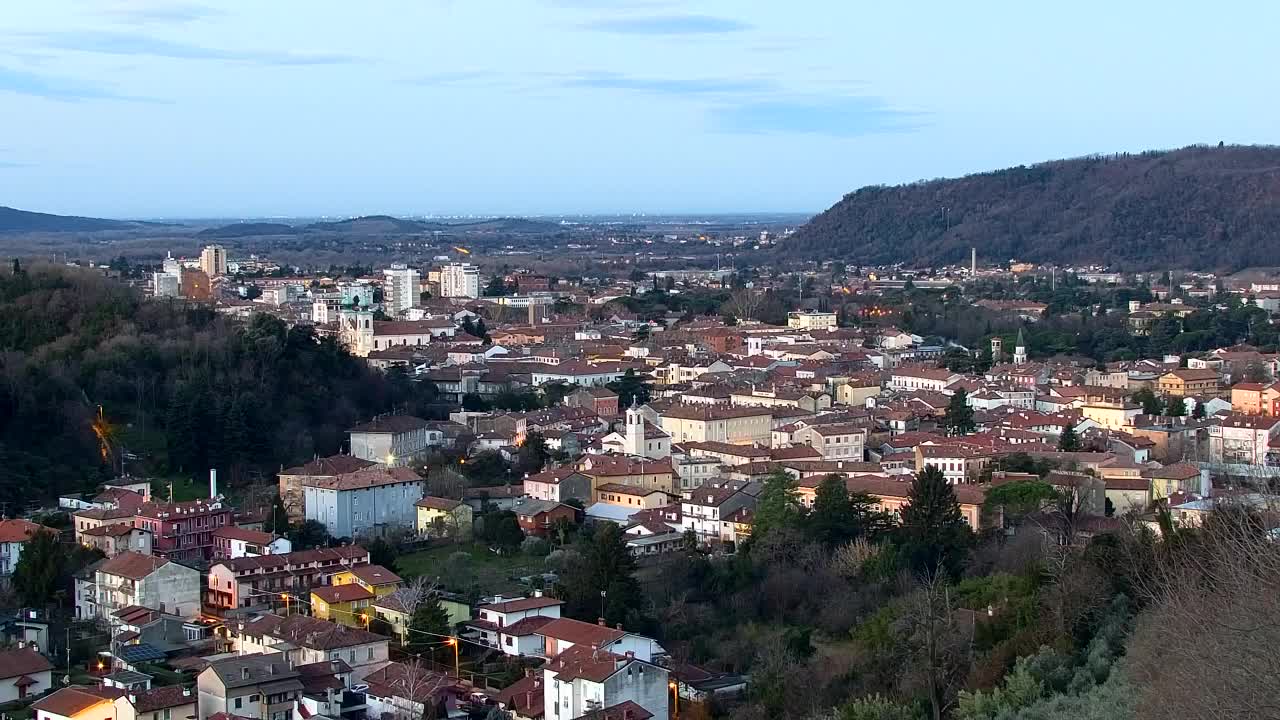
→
(0, 1, 1276, 218)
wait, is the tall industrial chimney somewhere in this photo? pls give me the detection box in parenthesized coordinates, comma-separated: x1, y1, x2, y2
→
(971, 247, 977, 276)
(210, 468, 218, 498)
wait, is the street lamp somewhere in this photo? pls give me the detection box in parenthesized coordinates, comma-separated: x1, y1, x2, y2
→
(668, 681, 678, 718)
(281, 593, 290, 616)
(446, 637, 459, 677)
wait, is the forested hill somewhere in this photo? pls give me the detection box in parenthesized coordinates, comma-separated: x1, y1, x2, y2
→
(0, 206, 133, 233)
(0, 264, 439, 512)
(787, 145, 1280, 270)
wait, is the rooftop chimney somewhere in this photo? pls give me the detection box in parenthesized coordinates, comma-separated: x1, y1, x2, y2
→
(129, 695, 137, 706)
(616, 623, 623, 631)
(210, 468, 218, 499)
(241, 667, 250, 680)
(597, 618, 606, 626)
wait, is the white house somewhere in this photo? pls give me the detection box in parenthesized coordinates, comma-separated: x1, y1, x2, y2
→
(211, 526, 291, 560)
(348, 415, 441, 467)
(1208, 414, 1280, 466)
(543, 643, 669, 720)
(75, 551, 200, 623)
(889, 368, 961, 392)
(465, 594, 565, 657)
(232, 615, 390, 680)
(0, 646, 53, 702)
(0, 519, 49, 580)
(679, 483, 755, 544)
(303, 467, 424, 539)
(791, 423, 867, 461)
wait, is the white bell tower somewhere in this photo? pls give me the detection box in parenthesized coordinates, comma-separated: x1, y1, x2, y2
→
(623, 401, 645, 457)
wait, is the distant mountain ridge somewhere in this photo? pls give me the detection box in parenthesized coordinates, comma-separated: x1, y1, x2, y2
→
(0, 206, 134, 233)
(787, 145, 1280, 270)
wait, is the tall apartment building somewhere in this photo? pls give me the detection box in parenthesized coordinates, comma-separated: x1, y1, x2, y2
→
(382, 264, 421, 315)
(440, 263, 479, 299)
(200, 245, 228, 277)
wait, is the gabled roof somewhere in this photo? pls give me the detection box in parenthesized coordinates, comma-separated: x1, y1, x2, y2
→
(415, 496, 464, 511)
(0, 518, 51, 543)
(477, 595, 564, 614)
(280, 454, 377, 477)
(537, 617, 625, 648)
(312, 584, 375, 604)
(0, 647, 54, 679)
(98, 551, 170, 580)
(31, 687, 116, 717)
(347, 564, 402, 587)
(348, 415, 430, 434)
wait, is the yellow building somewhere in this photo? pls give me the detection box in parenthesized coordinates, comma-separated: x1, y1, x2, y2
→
(314, 564, 403, 627)
(1157, 368, 1220, 398)
(414, 496, 474, 540)
(372, 588, 471, 642)
(658, 405, 772, 445)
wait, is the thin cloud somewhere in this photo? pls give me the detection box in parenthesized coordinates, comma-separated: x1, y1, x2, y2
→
(582, 14, 752, 35)
(22, 30, 360, 66)
(712, 96, 928, 138)
(0, 65, 153, 102)
(562, 71, 772, 96)
(408, 70, 501, 86)
(101, 2, 224, 25)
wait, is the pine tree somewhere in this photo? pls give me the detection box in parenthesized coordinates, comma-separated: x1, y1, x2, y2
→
(898, 465, 972, 578)
(1057, 424, 1080, 451)
(556, 522, 643, 626)
(807, 474, 856, 545)
(406, 591, 452, 654)
(751, 470, 801, 542)
(943, 388, 976, 436)
(13, 529, 64, 607)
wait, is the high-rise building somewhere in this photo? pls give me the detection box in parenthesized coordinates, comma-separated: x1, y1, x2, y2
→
(440, 263, 479, 299)
(382, 264, 421, 315)
(199, 245, 227, 277)
(152, 271, 180, 297)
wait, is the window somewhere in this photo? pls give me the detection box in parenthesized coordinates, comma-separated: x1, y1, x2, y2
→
(249, 695, 259, 703)
(234, 698, 242, 710)
(367, 647, 374, 660)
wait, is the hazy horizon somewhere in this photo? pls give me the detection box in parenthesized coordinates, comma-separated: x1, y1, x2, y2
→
(2, 1, 1276, 218)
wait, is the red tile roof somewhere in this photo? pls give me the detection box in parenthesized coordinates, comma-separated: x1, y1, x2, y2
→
(280, 455, 376, 476)
(98, 551, 170, 580)
(537, 617, 626, 648)
(0, 519, 49, 543)
(311, 584, 375, 604)
(477, 596, 564, 614)
(0, 647, 54, 680)
(348, 564, 402, 587)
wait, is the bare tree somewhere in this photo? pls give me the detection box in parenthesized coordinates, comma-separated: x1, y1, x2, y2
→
(386, 659, 453, 720)
(724, 289, 763, 322)
(1128, 504, 1280, 720)
(897, 570, 973, 720)
(393, 576, 441, 646)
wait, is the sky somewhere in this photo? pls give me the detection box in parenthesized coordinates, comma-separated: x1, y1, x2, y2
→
(0, 0, 1277, 219)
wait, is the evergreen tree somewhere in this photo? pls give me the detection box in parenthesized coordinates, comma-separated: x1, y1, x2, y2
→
(1131, 388, 1164, 416)
(1192, 400, 1206, 419)
(367, 537, 399, 572)
(943, 388, 976, 436)
(406, 590, 452, 653)
(515, 432, 549, 476)
(752, 470, 801, 542)
(1166, 397, 1186, 417)
(556, 522, 643, 626)
(807, 474, 856, 545)
(265, 493, 289, 534)
(1057, 424, 1081, 452)
(13, 529, 64, 607)
(898, 465, 972, 578)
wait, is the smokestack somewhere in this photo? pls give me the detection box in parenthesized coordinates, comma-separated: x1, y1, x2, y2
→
(529, 302, 536, 326)
(971, 247, 976, 276)
(210, 468, 218, 498)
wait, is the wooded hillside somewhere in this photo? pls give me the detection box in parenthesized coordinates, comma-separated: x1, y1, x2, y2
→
(787, 145, 1280, 270)
(0, 264, 439, 511)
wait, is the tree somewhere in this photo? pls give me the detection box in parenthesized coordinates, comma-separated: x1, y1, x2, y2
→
(289, 520, 331, 550)
(556, 522, 643, 626)
(483, 276, 511, 297)
(1192, 400, 1207, 419)
(515, 432, 550, 476)
(983, 479, 1056, 529)
(479, 510, 524, 553)
(368, 537, 400, 572)
(1131, 388, 1163, 416)
(807, 474, 857, 546)
(751, 470, 802, 542)
(1166, 396, 1186, 417)
(460, 393, 490, 412)
(265, 492, 289, 534)
(943, 388, 976, 436)
(1057, 424, 1081, 452)
(13, 529, 66, 607)
(606, 370, 652, 408)
(898, 466, 972, 578)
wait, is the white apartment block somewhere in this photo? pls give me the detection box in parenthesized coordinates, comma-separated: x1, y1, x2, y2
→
(440, 263, 480, 299)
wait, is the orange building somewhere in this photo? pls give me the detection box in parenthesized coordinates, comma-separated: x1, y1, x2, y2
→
(1230, 382, 1280, 416)
(180, 268, 212, 300)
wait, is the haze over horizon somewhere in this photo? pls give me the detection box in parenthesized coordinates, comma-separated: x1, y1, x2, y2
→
(1, 1, 1276, 219)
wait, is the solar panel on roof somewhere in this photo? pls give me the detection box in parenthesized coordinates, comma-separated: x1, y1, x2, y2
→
(117, 643, 167, 663)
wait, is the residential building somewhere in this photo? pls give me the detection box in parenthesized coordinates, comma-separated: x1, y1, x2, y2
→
(792, 423, 867, 461)
(1208, 414, 1280, 466)
(1081, 401, 1142, 430)
(658, 405, 773, 446)
(113, 686, 198, 720)
(133, 499, 234, 564)
(200, 245, 227, 277)
(680, 482, 756, 544)
(466, 594, 565, 656)
(0, 519, 52, 580)
(32, 687, 119, 720)
(310, 583, 376, 627)
(845, 475, 989, 528)
(382, 264, 421, 315)
(231, 615, 390, 679)
(348, 415, 439, 467)
(523, 467, 594, 503)
(302, 466, 424, 539)
(577, 456, 676, 496)
(78, 523, 153, 558)
(537, 617, 663, 661)
(564, 387, 620, 417)
(278, 455, 376, 524)
(75, 551, 200, 622)
(914, 444, 993, 484)
(542, 643, 668, 720)
(0, 646, 53, 702)
(338, 310, 457, 357)
(787, 310, 837, 330)
(372, 588, 470, 644)
(211, 527, 291, 561)
(594, 484, 670, 509)
(440, 263, 480, 299)
(512, 500, 578, 538)
(889, 367, 961, 392)
(1144, 463, 1206, 499)
(414, 497, 474, 540)
(362, 662, 463, 720)
(179, 269, 211, 301)
(1230, 381, 1280, 416)
(152, 271, 179, 298)
(1157, 368, 1220, 397)
(196, 653, 301, 720)
(206, 546, 370, 611)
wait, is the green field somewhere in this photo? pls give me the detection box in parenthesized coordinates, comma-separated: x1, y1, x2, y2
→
(396, 543, 546, 597)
